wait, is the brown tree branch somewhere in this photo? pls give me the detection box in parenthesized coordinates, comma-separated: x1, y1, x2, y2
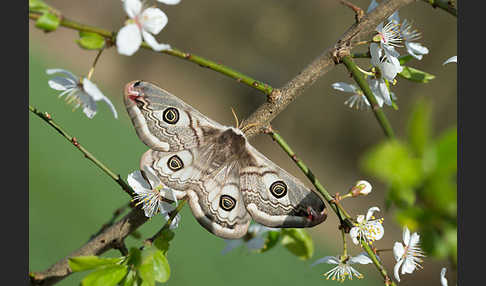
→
(29, 208, 148, 286)
(29, 0, 415, 285)
(241, 0, 415, 139)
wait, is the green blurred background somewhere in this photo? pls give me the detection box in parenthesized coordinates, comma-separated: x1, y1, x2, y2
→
(29, 0, 457, 285)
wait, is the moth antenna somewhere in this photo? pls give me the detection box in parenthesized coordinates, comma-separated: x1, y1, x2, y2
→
(230, 107, 240, 129)
(240, 123, 258, 133)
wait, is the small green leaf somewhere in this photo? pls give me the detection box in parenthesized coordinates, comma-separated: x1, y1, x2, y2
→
(407, 98, 431, 156)
(280, 229, 314, 260)
(130, 230, 142, 239)
(361, 140, 423, 189)
(259, 231, 281, 253)
(69, 256, 125, 272)
(433, 127, 457, 177)
(153, 229, 175, 254)
(138, 258, 155, 286)
(35, 12, 60, 32)
(398, 55, 414, 65)
(398, 66, 435, 83)
(152, 250, 170, 282)
(127, 247, 142, 268)
(120, 270, 137, 286)
(77, 31, 106, 50)
(29, 0, 49, 12)
(81, 265, 128, 286)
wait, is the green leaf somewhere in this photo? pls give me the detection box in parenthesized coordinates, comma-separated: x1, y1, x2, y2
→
(407, 98, 431, 156)
(127, 247, 142, 268)
(152, 250, 170, 282)
(259, 231, 281, 253)
(153, 229, 175, 254)
(35, 12, 60, 32)
(433, 127, 457, 177)
(81, 265, 128, 286)
(29, 0, 49, 12)
(138, 258, 155, 286)
(280, 229, 314, 260)
(69, 256, 125, 272)
(120, 270, 138, 286)
(398, 66, 435, 83)
(361, 140, 423, 189)
(77, 31, 106, 50)
(398, 55, 414, 65)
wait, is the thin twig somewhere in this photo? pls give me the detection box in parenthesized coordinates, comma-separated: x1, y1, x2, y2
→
(28, 11, 273, 96)
(144, 199, 187, 246)
(340, 0, 365, 23)
(265, 127, 354, 230)
(89, 202, 132, 240)
(421, 0, 457, 17)
(29, 105, 136, 197)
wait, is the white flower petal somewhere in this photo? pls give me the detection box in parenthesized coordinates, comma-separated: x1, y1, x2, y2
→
(405, 42, 429, 60)
(157, 0, 181, 4)
(409, 232, 420, 248)
(142, 165, 162, 189)
(375, 79, 392, 106)
(367, 0, 379, 13)
(221, 240, 243, 254)
(141, 8, 168, 35)
(394, 258, 404, 282)
(46, 69, 79, 82)
(365, 207, 380, 221)
(388, 11, 400, 24)
(401, 256, 416, 274)
(116, 24, 142, 56)
(349, 253, 373, 265)
(79, 92, 98, 119)
(48, 77, 77, 91)
(142, 30, 171, 52)
(382, 43, 400, 59)
(247, 236, 265, 250)
(403, 226, 411, 246)
(393, 242, 405, 261)
(349, 227, 360, 245)
(82, 78, 105, 101)
(127, 170, 152, 193)
(312, 256, 340, 266)
(443, 56, 457, 65)
(367, 221, 385, 241)
(370, 43, 381, 67)
(124, 0, 142, 19)
(160, 201, 176, 214)
(332, 82, 357, 93)
(169, 213, 181, 229)
(440, 268, 448, 286)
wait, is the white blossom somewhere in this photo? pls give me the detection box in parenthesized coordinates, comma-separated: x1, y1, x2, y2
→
(221, 224, 278, 254)
(117, 0, 171, 56)
(370, 43, 403, 82)
(349, 207, 384, 245)
(312, 253, 373, 282)
(350, 180, 372, 196)
(46, 69, 118, 119)
(127, 166, 180, 229)
(157, 0, 181, 4)
(393, 226, 425, 282)
(440, 268, 448, 286)
(331, 82, 371, 110)
(368, 77, 392, 106)
(443, 56, 457, 65)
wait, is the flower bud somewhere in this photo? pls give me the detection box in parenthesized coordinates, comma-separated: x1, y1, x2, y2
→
(350, 180, 372, 197)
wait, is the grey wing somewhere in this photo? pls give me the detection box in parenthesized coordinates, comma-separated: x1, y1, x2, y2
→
(239, 144, 327, 228)
(141, 146, 251, 239)
(124, 80, 225, 152)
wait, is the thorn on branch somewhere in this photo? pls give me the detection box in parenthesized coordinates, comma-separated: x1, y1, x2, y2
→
(340, 0, 365, 23)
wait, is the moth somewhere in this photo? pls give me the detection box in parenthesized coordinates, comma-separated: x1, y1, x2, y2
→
(124, 80, 327, 239)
